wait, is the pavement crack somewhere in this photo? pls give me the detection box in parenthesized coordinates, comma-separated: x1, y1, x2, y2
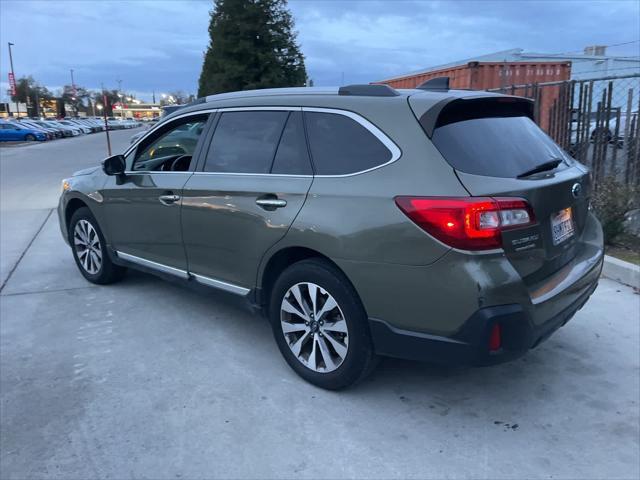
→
(0, 285, 98, 297)
(0, 208, 54, 293)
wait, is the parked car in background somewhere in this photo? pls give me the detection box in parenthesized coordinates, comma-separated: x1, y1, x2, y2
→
(84, 118, 106, 131)
(15, 119, 57, 140)
(59, 83, 604, 389)
(46, 120, 82, 137)
(590, 111, 639, 146)
(0, 120, 47, 141)
(70, 118, 99, 133)
(106, 119, 129, 130)
(59, 119, 91, 134)
(30, 119, 65, 138)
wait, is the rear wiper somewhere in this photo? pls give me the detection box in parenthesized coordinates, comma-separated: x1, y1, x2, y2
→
(517, 158, 563, 178)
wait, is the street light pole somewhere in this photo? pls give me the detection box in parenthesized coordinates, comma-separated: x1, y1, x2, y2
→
(116, 79, 123, 120)
(101, 82, 112, 156)
(7, 42, 20, 118)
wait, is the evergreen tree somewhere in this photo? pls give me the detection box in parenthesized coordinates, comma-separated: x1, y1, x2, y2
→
(198, 0, 307, 96)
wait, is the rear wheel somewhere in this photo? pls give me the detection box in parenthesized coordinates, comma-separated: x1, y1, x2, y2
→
(69, 207, 125, 284)
(269, 259, 377, 390)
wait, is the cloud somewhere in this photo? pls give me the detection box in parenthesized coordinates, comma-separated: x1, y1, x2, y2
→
(1, 0, 638, 101)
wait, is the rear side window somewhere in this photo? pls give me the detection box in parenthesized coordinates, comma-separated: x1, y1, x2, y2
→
(431, 101, 571, 178)
(271, 112, 312, 175)
(304, 112, 392, 175)
(204, 111, 288, 173)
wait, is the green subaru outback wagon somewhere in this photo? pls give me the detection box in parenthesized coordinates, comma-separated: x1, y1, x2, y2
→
(59, 80, 604, 389)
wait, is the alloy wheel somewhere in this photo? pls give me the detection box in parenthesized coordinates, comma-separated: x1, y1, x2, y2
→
(73, 219, 102, 275)
(280, 282, 349, 373)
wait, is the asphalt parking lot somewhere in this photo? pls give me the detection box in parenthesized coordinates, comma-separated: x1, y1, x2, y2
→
(1, 130, 639, 479)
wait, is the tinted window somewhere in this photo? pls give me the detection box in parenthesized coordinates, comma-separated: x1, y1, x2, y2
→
(304, 112, 392, 175)
(271, 112, 312, 175)
(204, 111, 288, 173)
(133, 116, 208, 172)
(432, 115, 572, 178)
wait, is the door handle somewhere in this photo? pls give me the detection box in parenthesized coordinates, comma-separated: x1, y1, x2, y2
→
(159, 194, 181, 205)
(256, 197, 287, 210)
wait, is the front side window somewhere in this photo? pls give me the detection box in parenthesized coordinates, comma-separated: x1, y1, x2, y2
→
(203, 111, 288, 173)
(304, 112, 393, 175)
(132, 115, 208, 172)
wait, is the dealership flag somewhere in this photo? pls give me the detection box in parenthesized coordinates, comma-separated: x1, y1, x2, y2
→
(8, 73, 16, 96)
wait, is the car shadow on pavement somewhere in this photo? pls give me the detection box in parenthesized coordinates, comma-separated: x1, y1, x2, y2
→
(120, 268, 609, 405)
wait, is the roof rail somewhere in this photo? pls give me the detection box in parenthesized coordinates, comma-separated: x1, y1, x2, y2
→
(339, 84, 400, 97)
(416, 77, 450, 91)
(187, 97, 206, 106)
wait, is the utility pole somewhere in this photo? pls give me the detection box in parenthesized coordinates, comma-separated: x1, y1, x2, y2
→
(70, 69, 76, 117)
(152, 90, 156, 104)
(7, 42, 20, 118)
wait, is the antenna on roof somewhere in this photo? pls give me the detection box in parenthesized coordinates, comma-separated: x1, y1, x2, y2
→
(416, 77, 450, 91)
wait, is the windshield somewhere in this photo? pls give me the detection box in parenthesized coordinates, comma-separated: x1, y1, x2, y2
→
(432, 115, 572, 178)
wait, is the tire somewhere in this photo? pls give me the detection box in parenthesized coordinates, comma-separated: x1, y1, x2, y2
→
(68, 207, 126, 284)
(24, 134, 36, 141)
(269, 258, 377, 390)
(591, 128, 612, 144)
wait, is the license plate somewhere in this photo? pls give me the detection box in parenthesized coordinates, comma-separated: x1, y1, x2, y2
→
(551, 207, 574, 246)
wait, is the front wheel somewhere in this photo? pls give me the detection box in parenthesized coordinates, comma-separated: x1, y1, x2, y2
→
(269, 259, 377, 390)
(24, 134, 36, 141)
(69, 207, 126, 284)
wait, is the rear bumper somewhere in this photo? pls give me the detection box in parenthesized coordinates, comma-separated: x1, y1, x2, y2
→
(369, 261, 600, 366)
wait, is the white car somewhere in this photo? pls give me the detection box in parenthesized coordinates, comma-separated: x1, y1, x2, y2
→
(45, 120, 82, 137)
(590, 111, 638, 146)
(56, 120, 90, 134)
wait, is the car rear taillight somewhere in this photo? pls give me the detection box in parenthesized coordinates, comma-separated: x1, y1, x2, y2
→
(395, 196, 535, 251)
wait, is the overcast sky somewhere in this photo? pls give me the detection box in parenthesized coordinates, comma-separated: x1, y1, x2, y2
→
(1, 0, 639, 102)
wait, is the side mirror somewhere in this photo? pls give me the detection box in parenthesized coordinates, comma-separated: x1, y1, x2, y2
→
(102, 154, 126, 176)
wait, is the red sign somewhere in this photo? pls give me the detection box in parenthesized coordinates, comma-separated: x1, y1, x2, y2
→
(8, 73, 16, 96)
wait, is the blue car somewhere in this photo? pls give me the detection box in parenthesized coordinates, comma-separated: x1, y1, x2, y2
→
(0, 121, 48, 142)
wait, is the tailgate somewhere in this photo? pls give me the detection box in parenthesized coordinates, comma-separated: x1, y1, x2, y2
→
(413, 94, 592, 284)
(456, 167, 590, 284)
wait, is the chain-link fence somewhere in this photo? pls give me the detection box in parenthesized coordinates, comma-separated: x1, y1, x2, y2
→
(489, 73, 640, 190)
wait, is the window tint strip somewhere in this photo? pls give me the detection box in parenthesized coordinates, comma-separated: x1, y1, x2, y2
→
(268, 111, 292, 173)
(270, 112, 312, 175)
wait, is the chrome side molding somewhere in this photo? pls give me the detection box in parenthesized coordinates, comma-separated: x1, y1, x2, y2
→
(191, 273, 250, 296)
(116, 251, 189, 279)
(115, 250, 249, 296)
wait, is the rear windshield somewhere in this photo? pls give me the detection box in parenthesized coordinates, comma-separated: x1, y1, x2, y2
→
(432, 109, 571, 178)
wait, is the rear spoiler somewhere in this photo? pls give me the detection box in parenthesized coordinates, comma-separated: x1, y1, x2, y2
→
(415, 96, 535, 138)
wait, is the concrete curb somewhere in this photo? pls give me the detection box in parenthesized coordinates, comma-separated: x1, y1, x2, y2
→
(602, 255, 640, 288)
